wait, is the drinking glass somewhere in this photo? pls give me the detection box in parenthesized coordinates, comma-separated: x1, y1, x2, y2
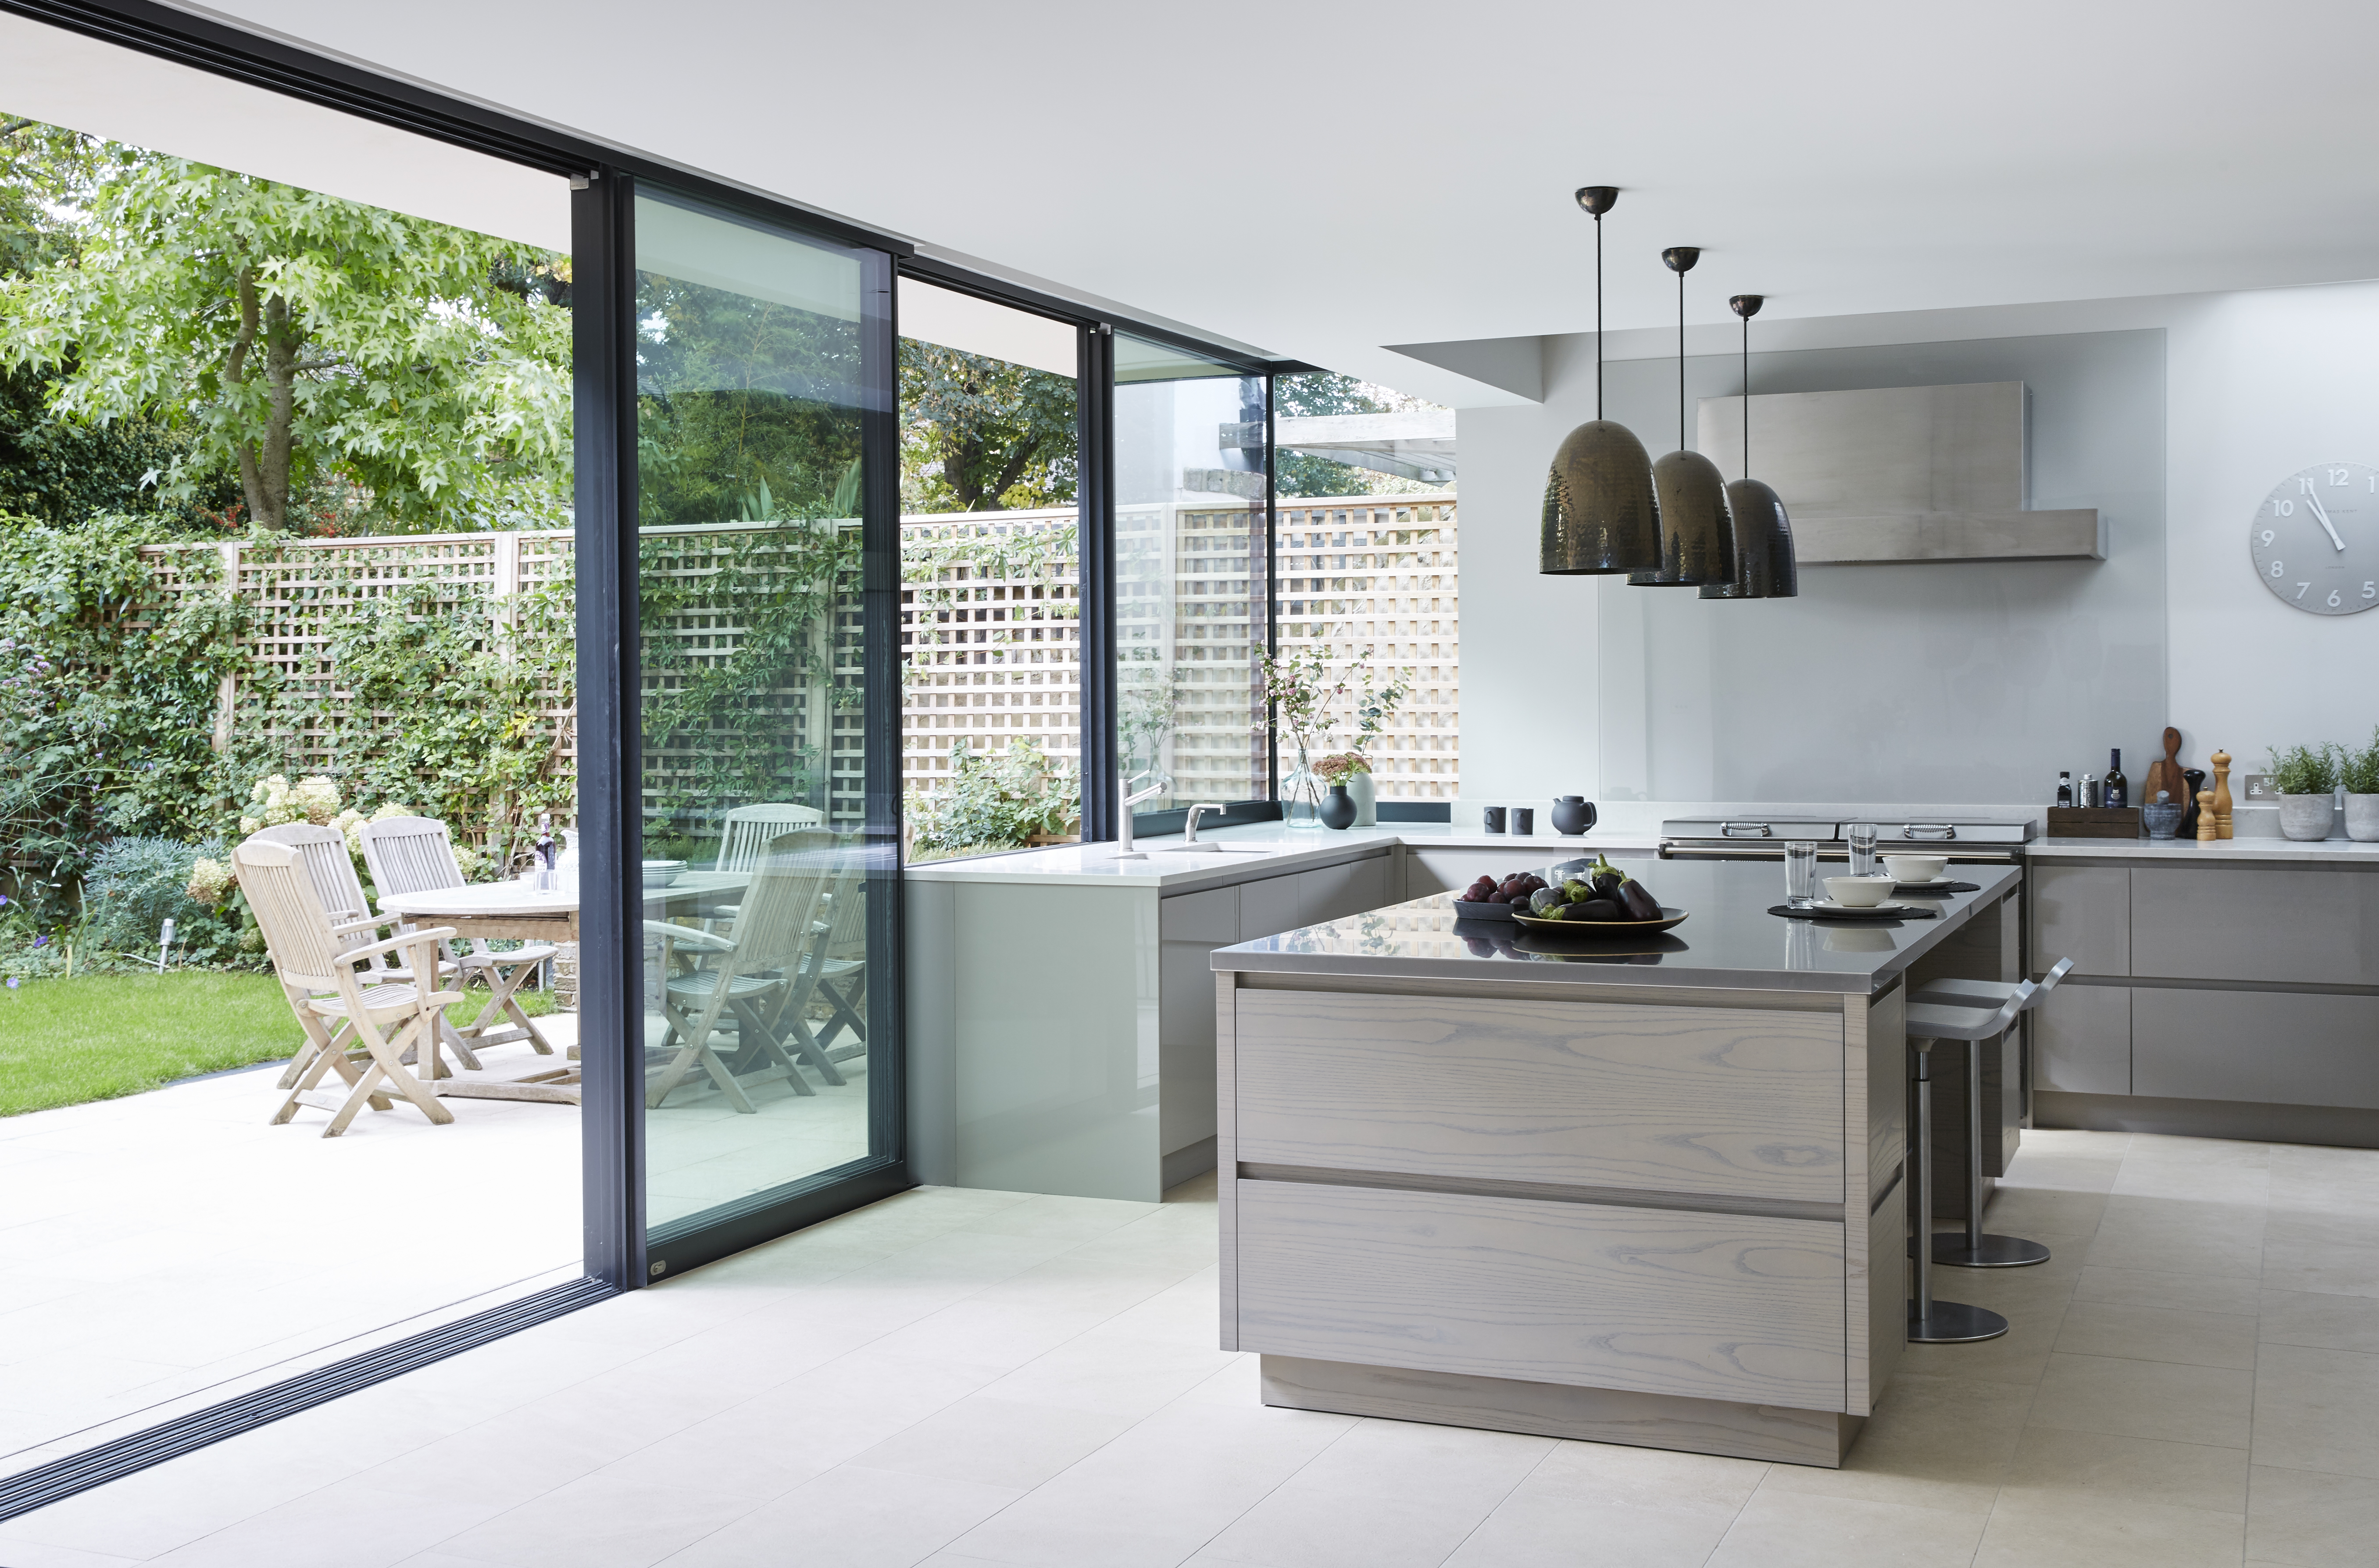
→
(1848, 822, 1879, 878)
(1785, 841, 1819, 907)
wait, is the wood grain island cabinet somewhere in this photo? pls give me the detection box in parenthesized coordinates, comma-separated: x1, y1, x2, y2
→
(1212, 860, 2025, 1468)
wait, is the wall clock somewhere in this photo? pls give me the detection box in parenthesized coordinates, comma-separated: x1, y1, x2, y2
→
(2252, 463, 2379, 614)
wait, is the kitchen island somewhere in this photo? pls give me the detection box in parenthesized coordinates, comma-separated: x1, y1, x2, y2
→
(1209, 858, 2022, 1467)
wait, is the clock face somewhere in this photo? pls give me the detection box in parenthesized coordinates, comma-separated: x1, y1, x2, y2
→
(2252, 463, 2379, 614)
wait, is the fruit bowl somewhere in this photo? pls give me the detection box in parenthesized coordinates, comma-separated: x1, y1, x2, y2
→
(1512, 906, 1689, 936)
(1449, 897, 1520, 922)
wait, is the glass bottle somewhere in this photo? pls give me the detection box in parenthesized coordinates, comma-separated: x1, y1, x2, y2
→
(2056, 771, 2073, 807)
(2104, 748, 2128, 809)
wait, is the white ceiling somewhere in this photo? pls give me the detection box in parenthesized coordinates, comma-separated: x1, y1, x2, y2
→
(112, 1, 2379, 404)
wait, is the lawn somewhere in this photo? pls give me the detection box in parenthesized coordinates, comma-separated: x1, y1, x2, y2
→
(0, 971, 556, 1117)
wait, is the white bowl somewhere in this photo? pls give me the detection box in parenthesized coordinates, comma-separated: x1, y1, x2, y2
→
(1882, 855, 1947, 884)
(641, 858, 687, 889)
(1823, 875, 1897, 908)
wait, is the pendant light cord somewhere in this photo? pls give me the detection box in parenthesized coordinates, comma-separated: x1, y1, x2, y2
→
(1594, 214, 1604, 420)
(1677, 267, 1686, 450)
(1742, 313, 1750, 481)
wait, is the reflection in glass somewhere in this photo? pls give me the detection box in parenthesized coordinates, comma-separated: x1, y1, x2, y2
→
(1113, 334, 1267, 814)
(633, 187, 882, 1233)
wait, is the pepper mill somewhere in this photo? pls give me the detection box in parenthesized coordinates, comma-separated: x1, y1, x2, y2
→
(2211, 749, 2233, 839)
(2196, 789, 2218, 842)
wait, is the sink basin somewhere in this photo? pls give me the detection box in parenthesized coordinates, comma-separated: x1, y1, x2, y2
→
(1155, 842, 1277, 854)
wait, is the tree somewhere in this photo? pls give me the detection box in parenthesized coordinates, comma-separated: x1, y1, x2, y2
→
(1274, 370, 1445, 499)
(0, 139, 572, 532)
(900, 340, 1076, 512)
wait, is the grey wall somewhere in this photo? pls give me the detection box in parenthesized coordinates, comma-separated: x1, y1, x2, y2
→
(1460, 328, 2166, 804)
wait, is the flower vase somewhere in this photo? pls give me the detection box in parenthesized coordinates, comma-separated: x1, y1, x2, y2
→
(1319, 784, 1357, 831)
(1346, 768, 1376, 827)
(1282, 749, 1323, 830)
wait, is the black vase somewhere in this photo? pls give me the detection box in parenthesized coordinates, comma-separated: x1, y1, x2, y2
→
(1551, 796, 1597, 836)
(1319, 784, 1357, 831)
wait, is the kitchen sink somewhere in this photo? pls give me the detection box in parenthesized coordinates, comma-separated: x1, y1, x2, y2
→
(1155, 842, 1278, 854)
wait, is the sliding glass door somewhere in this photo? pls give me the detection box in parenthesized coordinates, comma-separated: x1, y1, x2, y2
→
(630, 185, 900, 1276)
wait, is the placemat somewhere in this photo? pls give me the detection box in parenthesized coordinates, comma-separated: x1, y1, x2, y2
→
(1768, 904, 1941, 922)
(1893, 880, 1982, 895)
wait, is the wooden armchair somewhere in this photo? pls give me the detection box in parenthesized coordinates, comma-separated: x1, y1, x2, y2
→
(234, 839, 463, 1137)
(359, 815, 558, 1057)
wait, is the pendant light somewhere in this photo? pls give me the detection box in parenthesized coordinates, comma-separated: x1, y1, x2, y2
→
(1628, 246, 1735, 586)
(1701, 293, 1799, 599)
(1541, 186, 1660, 575)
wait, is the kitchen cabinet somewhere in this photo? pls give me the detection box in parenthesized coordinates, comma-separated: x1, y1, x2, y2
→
(2130, 866, 2379, 986)
(2132, 987, 2379, 1109)
(2033, 982, 2130, 1095)
(2031, 864, 2129, 977)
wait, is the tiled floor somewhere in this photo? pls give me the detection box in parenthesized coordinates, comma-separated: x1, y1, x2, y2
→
(4, 1127, 2374, 1568)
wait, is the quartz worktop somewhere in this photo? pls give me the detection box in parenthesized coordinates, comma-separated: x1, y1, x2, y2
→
(2029, 836, 2379, 863)
(1213, 857, 2021, 996)
(902, 822, 1652, 890)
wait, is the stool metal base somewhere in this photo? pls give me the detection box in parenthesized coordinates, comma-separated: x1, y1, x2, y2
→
(1932, 1232, 2051, 1269)
(1908, 1300, 2010, 1344)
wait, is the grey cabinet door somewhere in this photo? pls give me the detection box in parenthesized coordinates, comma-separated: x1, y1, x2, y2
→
(2031, 865, 2129, 978)
(1297, 855, 1389, 927)
(2133, 986, 2379, 1108)
(1159, 885, 1239, 943)
(2130, 867, 2379, 986)
(1239, 872, 1304, 941)
(2033, 983, 2130, 1095)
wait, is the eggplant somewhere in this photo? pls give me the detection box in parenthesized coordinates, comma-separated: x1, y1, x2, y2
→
(1616, 879, 1662, 921)
(1572, 899, 1621, 921)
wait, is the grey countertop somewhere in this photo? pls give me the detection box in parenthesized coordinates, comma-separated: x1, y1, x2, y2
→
(1211, 858, 2022, 996)
(2029, 836, 2379, 864)
(901, 822, 1654, 890)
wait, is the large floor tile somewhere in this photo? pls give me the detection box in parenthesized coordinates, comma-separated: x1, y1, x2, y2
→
(2264, 1242, 2379, 1299)
(2253, 1344, 2379, 1480)
(1705, 1487, 1986, 1568)
(847, 1395, 1138, 1491)
(1200, 1417, 1552, 1568)
(2246, 1464, 2379, 1568)
(2260, 1288, 2379, 1353)
(1975, 1486, 2244, 1567)
(2078, 1264, 2264, 1318)
(1761, 1372, 2030, 1514)
(432, 1472, 760, 1568)
(0, 1536, 142, 1568)
(2052, 1297, 2259, 1368)
(2026, 1352, 2254, 1448)
(2000, 1425, 2248, 1513)
(1442, 1441, 1767, 1565)
(142, 1485, 508, 1568)
(659, 1464, 1025, 1568)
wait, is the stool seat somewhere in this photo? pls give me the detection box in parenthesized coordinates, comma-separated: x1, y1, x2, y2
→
(1913, 956, 2074, 1013)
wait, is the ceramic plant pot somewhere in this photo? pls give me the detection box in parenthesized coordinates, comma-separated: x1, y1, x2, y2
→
(1319, 784, 1357, 831)
(2347, 794, 2379, 843)
(1550, 796, 1597, 836)
(2278, 793, 2335, 841)
(1346, 769, 1377, 827)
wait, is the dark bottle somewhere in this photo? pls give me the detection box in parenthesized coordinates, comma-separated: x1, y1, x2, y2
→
(2103, 749, 2129, 809)
(2056, 771, 2074, 807)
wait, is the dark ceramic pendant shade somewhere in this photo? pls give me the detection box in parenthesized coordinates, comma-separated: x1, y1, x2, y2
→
(1700, 477, 1798, 599)
(1630, 449, 1736, 585)
(1542, 419, 1661, 574)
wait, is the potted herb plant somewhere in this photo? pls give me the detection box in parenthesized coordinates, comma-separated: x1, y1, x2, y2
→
(2267, 743, 2340, 841)
(2342, 727, 2379, 842)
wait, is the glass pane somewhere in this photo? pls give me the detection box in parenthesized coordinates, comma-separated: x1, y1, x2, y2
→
(1271, 371, 1460, 802)
(897, 281, 1083, 861)
(1112, 334, 1267, 815)
(633, 187, 882, 1238)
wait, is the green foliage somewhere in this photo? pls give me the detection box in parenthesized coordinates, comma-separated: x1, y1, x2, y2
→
(1350, 661, 1415, 754)
(905, 736, 1079, 861)
(1274, 370, 1447, 499)
(1257, 646, 1350, 757)
(0, 142, 572, 533)
(82, 835, 245, 968)
(2341, 728, 2379, 795)
(0, 361, 239, 527)
(900, 341, 1076, 512)
(2267, 743, 2340, 796)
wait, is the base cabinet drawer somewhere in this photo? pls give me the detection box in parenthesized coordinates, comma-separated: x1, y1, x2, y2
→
(1235, 1180, 1846, 1410)
(2132, 987, 2379, 1109)
(2034, 984, 2131, 1095)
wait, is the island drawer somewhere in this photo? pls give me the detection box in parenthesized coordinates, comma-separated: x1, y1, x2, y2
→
(1233, 990, 1846, 1202)
(1234, 1179, 1846, 1411)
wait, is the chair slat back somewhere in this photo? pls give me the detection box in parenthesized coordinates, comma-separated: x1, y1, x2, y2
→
(723, 830, 832, 977)
(715, 804, 826, 874)
(234, 840, 343, 986)
(360, 816, 468, 900)
(820, 861, 868, 960)
(250, 823, 370, 926)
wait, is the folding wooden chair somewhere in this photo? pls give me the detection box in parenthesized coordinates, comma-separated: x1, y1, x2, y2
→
(692, 802, 826, 923)
(758, 857, 867, 1074)
(234, 839, 462, 1137)
(248, 824, 475, 1086)
(644, 831, 832, 1113)
(360, 816, 557, 1059)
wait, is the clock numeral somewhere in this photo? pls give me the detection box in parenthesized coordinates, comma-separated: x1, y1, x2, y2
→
(2297, 582, 2312, 599)
(2329, 589, 2344, 608)
(2365, 582, 2377, 600)
(2270, 559, 2286, 578)
(2330, 468, 2351, 486)
(2300, 477, 2317, 494)
(2261, 529, 2276, 545)
(2275, 499, 2295, 517)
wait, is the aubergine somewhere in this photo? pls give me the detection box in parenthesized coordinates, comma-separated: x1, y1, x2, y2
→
(1615, 879, 1663, 921)
(1571, 899, 1621, 921)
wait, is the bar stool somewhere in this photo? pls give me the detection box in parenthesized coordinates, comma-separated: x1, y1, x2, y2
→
(1906, 981, 2033, 1344)
(1913, 957, 2073, 1269)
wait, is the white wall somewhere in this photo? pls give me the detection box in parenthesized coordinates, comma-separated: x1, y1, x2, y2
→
(1457, 279, 2379, 805)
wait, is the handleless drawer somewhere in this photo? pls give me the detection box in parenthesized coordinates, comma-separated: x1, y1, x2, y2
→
(1233, 990, 1845, 1202)
(2129, 866, 2379, 986)
(2132, 986, 2379, 1108)
(1234, 1179, 1846, 1410)
(2031, 865, 2129, 977)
